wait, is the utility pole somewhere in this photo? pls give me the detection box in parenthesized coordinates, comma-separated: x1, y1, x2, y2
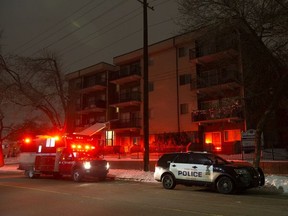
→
(138, 0, 153, 171)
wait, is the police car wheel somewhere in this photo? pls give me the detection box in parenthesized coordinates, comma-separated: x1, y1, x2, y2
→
(72, 169, 83, 182)
(162, 174, 176, 189)
(216, 176, 234, 194)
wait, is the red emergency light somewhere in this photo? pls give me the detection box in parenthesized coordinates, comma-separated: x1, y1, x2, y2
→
(71, 143, 95, 151)
(24, 138, 32, 144)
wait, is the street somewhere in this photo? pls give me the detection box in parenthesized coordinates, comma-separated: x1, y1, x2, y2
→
(1, 172, 287, 216)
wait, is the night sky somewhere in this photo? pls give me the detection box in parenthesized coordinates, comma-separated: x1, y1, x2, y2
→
(0, 0, 180, 73)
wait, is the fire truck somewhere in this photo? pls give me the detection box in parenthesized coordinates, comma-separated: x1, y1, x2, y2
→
(18, 134, 109, 182)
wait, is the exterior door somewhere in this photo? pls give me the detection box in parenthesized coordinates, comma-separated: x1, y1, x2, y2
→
(59, 150, 74, 174)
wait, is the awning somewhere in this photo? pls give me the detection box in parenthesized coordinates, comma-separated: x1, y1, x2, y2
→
(74, 122, 107, 136)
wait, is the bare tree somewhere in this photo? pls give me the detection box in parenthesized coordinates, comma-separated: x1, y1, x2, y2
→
(177, 0, 288, 60)
(0, 51, 68, 133)
(177, 0, 288, 167)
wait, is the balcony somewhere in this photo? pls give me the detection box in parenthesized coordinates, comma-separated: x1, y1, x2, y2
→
(110, 91, 141, 108)
(80, 79, 106, 94)
(191, 105, 243, 124)
(192, 69, 241, 96)
(190, 35, 239, 65)
(109, 68, 141, 85)
(77, 100, 106, 114)
(109, 118, 141, 131)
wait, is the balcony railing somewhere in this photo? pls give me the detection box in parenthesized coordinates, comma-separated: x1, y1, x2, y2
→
(109, 67, 141, 81)
(109, 118, 141, 129)
(191, 105, 243, 122)
(77, 100, 106, 111)
(193, 69, 240, 89)
(82, 77, 106, 89)
(110, 91, 141, 105)
(190, 35, 238, 60)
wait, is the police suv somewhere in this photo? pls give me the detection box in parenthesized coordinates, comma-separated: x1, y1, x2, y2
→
(154, 151, 265, 194)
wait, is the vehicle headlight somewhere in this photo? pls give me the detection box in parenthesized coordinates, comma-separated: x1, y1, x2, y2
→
(106, 162, 110, 170)
(83, 161, 91, 170)
(234, 168, 249, 175)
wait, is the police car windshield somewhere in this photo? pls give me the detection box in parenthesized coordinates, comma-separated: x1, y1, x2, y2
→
(205, 154, 229, 165)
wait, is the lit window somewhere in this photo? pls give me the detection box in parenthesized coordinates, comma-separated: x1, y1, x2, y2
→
(204, 132, 222, 151)
(224, 130, 241, 142)
(106, 130, 114, 146)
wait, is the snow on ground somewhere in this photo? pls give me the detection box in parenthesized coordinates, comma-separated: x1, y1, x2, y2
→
(109, 169, 288, 194)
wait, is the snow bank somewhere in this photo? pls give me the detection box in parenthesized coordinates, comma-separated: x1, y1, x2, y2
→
(109, 169, 288, 194)
(265, 175, 288, 193)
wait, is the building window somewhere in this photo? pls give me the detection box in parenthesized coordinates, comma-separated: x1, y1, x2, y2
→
(224, 130, 241, 142)
(148, 82, 154, 92)
(180, 104, 189, 114)
(106, 130, 114, 146)
(178, 47, 187, 57)
(179, 74, 191, 85)
(204, 132, 222, 151)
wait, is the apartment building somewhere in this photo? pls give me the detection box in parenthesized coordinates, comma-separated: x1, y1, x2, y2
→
(66, 19, 284, 155)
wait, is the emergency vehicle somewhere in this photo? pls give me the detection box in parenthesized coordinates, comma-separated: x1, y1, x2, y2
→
(154, 151, 265, 194)
(18, 134, 109, 182)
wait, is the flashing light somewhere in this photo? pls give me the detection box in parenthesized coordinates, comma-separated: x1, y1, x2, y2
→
(54, 136, 60, 141)
(24, 138, 31, 144)
(70, 143, 96, 151)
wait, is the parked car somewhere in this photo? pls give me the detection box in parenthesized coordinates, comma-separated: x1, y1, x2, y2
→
(154, 151, 265, 194)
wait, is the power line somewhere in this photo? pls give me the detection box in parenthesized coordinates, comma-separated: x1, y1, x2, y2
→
(59, 0, 175, 58)
(66, 16, 176, 70)
(58, 5, 143, 56)
(5, 0, 179, 73)
(31, 0, 127, 57)
(12, 0, 97, 54)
